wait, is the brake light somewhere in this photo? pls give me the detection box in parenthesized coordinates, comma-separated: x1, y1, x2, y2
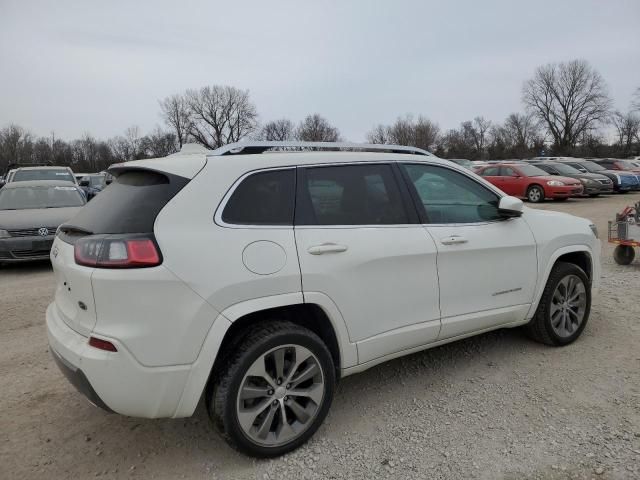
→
(74, 235, 161, 268)
(89, 336, 118, 352)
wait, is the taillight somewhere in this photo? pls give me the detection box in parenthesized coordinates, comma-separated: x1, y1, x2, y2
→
(74, 234, 161, 268)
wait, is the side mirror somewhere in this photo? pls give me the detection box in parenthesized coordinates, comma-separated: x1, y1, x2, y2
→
(105, 178, 113, 185)
(498, 196, 523, 217)
(79, 179, 90, 187)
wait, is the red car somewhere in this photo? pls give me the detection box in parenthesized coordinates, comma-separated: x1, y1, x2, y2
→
(593, 158, 640, 173)
(476, 163, 583, 203)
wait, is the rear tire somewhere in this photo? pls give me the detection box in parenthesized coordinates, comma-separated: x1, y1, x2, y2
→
(525, 262, 591, 346)
(589, 194, 599, 198)
(208, 321, 335, 457)
(613, 245, 635, 265)
(526, 185, 544, 203)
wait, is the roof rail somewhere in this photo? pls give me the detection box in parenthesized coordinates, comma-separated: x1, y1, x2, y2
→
(209, 141, 433, 157)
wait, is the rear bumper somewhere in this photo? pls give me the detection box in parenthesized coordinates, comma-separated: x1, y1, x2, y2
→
(50, 347, 114, 413)
(0, 236, 53, 262)
(46, 302, 192, 418)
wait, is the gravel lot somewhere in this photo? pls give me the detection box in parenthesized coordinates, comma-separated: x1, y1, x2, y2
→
(1, 193, 639, 480)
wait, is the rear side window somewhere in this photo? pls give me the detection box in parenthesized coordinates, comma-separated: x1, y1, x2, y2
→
(298, 164, 408, 225)
(62, 169, 188, 235)
(221, 169, 295, 225)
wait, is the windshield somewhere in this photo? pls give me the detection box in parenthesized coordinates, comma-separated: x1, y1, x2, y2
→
(550, 163, 581, 175)
(13, 169, 75, 183)
(0, 185, 85, 210)
(580, 161, 605, 172)
(516, 164, 549, 177)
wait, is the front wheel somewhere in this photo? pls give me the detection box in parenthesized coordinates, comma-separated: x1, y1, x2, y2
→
(526, 185, 544, 203)
(209, 321, 335, 457)
(613, 245, 635, 265)
(525, 262, 591, 346)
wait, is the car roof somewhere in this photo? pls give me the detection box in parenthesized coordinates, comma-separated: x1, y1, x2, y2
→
(2, 180, 78, 189)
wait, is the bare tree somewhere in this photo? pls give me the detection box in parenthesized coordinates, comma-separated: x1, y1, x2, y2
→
(124, 125, 142, 159)
(522, 59, 612, 154)
(366, 124, 390, 144)
(260, 118, 295, 141)
(366, 115, 439, 151)
(186, 85, 258, 149)
(140, 127, 179, 158)
(159, 94, 191, 148)
(295, 114, 341, 142)
(611, 111, 640, 152)
(463, 117, 491, 158)
(632, 87, 640, 112)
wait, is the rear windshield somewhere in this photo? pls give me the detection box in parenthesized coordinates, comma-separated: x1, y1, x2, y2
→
(0, 185, 85, 210)
(13, 169, 75, 183)
(62, 169, 188, 234)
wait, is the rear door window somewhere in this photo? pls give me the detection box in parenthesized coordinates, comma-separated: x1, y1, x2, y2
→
(221, 169, 295, 225)
(297, 164, 408, 225)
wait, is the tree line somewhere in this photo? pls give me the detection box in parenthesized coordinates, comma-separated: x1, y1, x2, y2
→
(1, 59, 639, 174)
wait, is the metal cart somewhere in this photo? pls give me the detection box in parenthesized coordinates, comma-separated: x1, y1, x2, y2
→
(608, 201, 640, 265)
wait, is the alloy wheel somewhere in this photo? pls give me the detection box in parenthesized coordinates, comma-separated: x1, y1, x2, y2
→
(236, 344, 325, 447)
(549, 274, 587, 338)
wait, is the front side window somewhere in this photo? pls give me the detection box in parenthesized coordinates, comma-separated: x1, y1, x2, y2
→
(222, 169, 295, 225)
(402, 163, 502, 224)
(298, 164, 408, 225)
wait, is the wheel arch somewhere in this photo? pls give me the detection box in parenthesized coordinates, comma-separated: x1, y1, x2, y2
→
(172, 294, 357, 418)
(527, 245, 593, 319)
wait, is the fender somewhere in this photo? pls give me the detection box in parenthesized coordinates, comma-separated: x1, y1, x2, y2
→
(526, 244, 593, 320)
(172, 291, 358, 417)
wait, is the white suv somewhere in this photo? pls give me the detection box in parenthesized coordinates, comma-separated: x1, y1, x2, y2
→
(47, 142, 600, 456)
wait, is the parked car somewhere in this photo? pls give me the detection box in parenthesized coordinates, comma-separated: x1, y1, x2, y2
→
(0, 180, 86, 263)
(77, 173, 107, 200)
(6, 166, 77, 185)
(592, 158, 640, 174)
(47, 142, 600, 457)
(530, 162, 613, 197)
(447, 158, 474, 170)
(552, 159, 640, 193)
(475, 162, 583, 202)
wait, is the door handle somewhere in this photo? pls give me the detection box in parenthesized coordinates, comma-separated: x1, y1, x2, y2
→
(440, 235, 468, 245)
(307, 243, 349, 255)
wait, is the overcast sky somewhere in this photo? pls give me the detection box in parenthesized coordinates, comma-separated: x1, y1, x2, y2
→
(1, 0, 638, 142)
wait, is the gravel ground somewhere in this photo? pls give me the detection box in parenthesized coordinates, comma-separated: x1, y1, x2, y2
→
(1, 193, 639, 480)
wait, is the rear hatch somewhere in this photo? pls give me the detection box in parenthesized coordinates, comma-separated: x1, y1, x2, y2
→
(52, 155, 205, 336)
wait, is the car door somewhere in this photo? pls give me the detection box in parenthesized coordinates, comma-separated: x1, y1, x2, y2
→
(294, 162, 441, 364)
(400, 162, 538, 339)
(500, 166, 528, 197)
